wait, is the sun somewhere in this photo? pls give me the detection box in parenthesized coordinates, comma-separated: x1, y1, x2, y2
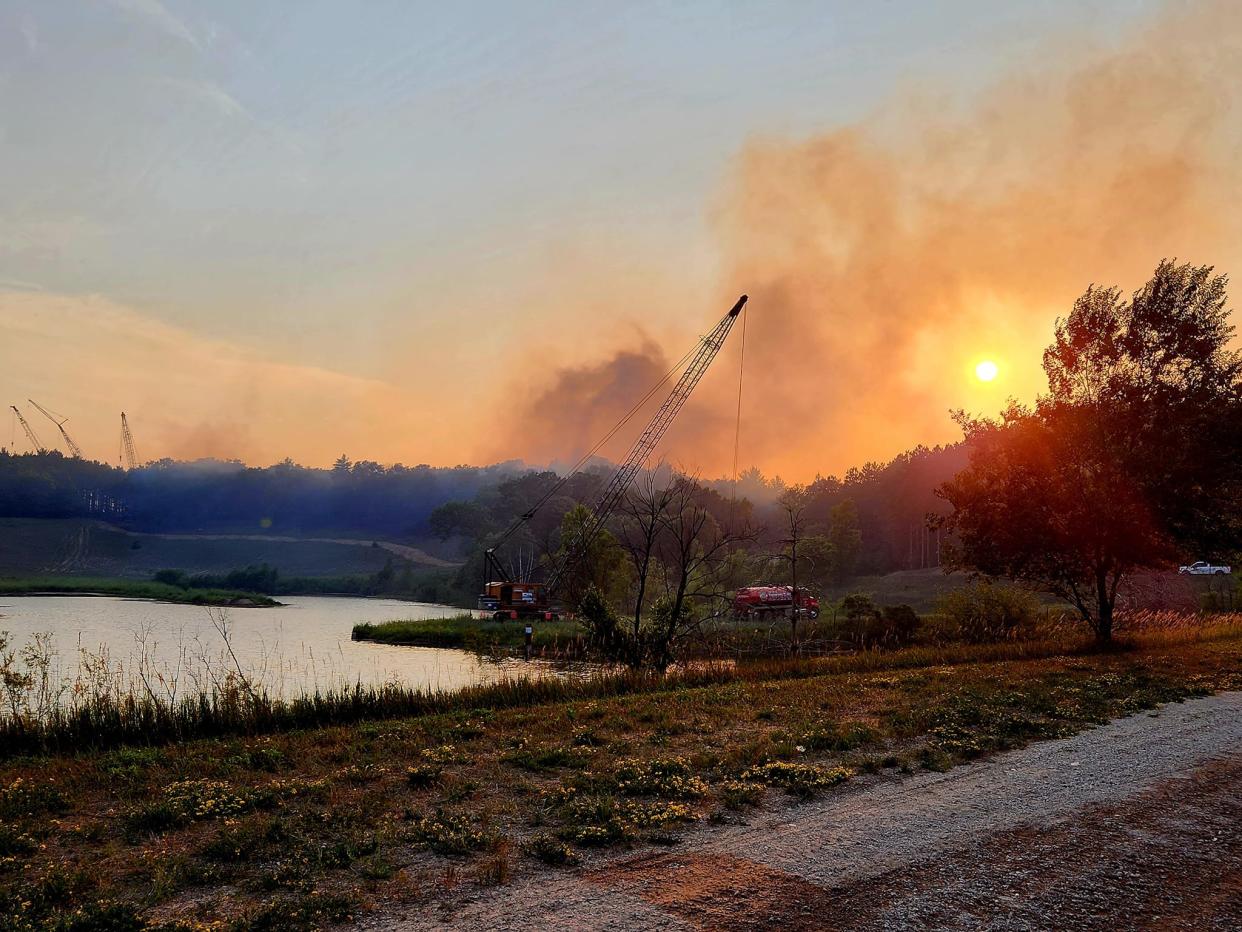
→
(975, 359, 999, 382)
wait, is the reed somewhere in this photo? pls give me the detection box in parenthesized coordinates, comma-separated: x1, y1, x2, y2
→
(2, 615, 1234, 759)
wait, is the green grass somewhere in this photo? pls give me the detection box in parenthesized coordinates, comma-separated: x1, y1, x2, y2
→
(0, 575, 280, 606)
(352, 615, 586, 651)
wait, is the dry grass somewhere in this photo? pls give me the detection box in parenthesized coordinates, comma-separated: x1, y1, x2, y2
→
(0, 621, 1238, 929)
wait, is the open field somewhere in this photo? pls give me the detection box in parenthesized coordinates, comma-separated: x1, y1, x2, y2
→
(818, 568, 981, 613)
(1, 623, 1238, 930)
(0, 518, 449, 580)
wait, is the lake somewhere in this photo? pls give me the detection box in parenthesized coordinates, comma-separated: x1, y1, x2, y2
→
(0, 595, 549, 700)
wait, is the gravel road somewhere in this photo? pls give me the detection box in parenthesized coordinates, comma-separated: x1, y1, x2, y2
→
(368, 691, 1242, 930)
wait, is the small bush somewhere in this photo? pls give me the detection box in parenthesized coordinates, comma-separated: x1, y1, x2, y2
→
(125, 779, 255, 840)
(936, 582, 1041, 643)
(881, 605, 921, 645)
(0, 824, 36, 858)
(618, 800, 693, 828)
(100, 747, 164, 784)
(836, 597, 921, 647)
(718, 779, 765, 810)
(0, 777, 68, 820)
(50, 901, 145, 932)
(612, 758, 706, 798)
(799, 721, 877, 752)
(742, 762, 852, 797)
(405, 764, 443, 788)
(919, 747, 953, 772)
(526, 834, 579, 867)
(413, 810, 492, 856)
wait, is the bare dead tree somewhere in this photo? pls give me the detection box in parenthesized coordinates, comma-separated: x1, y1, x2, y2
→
(652, 474, 755, 665)
(776, 484, 810, 644)
(615, 467, 679, 642)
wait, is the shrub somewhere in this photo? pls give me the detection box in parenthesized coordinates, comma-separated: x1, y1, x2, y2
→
(881, 605, 921, 645)
(718, 779, 765, 810)
(799, 721, 877, 752)
(578, 587, 621, 654)
(413, 810, 492, 856)
(836, 598, 921, 647)
(936, 582, 1040, 643)
(125, 779, 255, 839)
(0, 824, 36, 858)
(0, 777, 68, 820)
(51, 902, 145, 932)
(612, 758, 706, 798)
(742, 762, 852, 797)
(405, 764, 442, 788)
(556, 795, 631, 847)
(236, 892, 356, 932)
(526, 834, 579, 867)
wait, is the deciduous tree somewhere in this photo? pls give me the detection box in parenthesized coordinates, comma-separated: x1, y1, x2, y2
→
(938, 260, 1242, 641)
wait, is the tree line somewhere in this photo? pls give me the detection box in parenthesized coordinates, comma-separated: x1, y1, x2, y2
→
(4, 261, 1235, 651)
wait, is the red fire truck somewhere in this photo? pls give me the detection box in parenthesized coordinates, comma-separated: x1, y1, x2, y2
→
(732, 585, 820, 619)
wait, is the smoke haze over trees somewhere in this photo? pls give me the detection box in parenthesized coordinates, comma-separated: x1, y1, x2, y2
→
(0, 442, 966, 584)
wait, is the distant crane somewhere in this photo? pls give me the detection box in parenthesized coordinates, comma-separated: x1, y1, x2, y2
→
(120, 412, 139, 470)
(27, 399, 83, 458)
(9, 405, 44, 453)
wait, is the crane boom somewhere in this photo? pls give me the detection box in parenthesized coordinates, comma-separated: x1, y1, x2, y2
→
(120, 412, 139, 470)
(479, 294, 747, 617)
(28, 399, 83, 458)
(546, 294, 747, 595)
(10, 405, 44, 452)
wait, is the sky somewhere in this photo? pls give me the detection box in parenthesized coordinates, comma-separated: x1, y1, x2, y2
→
(3, 0, 1238, 479)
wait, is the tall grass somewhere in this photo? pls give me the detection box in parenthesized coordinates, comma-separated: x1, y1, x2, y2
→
(2, 615, 1236, 760)
(353, 616, 586, 653)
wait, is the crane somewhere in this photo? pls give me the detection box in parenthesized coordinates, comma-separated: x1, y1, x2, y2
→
(27, 399, 84, 458)
(120, 412, 139, 470)
(480, 294, 748, 618)
(10, 405, 44, 453)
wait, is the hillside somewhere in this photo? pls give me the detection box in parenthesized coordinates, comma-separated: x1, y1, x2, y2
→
(0, 517, 453, 579)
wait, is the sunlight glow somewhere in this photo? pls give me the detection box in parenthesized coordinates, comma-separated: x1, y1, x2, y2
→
(975, 359, 999, 382)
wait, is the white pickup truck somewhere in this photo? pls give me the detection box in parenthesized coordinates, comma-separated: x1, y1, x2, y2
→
(1178, 560, 1232, 575)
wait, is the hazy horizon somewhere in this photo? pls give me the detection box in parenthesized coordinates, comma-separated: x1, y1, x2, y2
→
(4, 0, 1240, 479)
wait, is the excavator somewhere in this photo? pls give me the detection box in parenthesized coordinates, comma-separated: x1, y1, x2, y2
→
(479, 295, 747, 619)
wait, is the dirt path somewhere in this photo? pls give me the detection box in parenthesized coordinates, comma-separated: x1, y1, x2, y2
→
(371, 691, 1242, 930)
